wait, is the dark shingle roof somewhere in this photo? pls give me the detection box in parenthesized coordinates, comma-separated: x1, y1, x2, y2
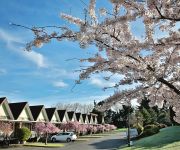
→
(67, 111, 74, 121)
(9, 102, 27, 120)
(45, 108, 56, 121)
(0, 97, 6, 104)
(88, 114, 92, 122)
(57, 110, 66, 122)
(75, 113, 81, 121)
(92, 116, 95, 122)
(82, 114, 87, 123)
(30, 105, 44, 121)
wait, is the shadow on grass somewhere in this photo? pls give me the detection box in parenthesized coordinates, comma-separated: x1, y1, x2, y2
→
(133, 142, 180, 150)
(127, 126, 180, 149)
(90, 138, 127, 150)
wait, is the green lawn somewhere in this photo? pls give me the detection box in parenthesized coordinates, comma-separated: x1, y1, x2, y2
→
(117, 128, 127, 132)
(120, 126, 180, 150)
(24, 142, 64, 148)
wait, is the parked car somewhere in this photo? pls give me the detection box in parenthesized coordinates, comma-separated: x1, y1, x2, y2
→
(51, 132, 77, 142)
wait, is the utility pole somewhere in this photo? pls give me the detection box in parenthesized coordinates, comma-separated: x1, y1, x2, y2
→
(127, 105, 131, 147)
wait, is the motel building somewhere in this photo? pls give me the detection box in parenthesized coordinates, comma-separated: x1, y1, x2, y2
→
(0, 97, 104, 137)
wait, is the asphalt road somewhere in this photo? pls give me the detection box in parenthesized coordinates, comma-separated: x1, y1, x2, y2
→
(10, 132, 127, 150)
(62, 132, 126, 150)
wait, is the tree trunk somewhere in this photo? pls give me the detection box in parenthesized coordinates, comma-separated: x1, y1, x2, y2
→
(45, 133, 48, 145)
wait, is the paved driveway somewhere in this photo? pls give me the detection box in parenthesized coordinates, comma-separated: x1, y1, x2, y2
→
(10, 132, 127, 150)
(63, 132, 126, 150)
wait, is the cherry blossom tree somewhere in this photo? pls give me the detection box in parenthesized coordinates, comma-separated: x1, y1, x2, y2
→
(0, 121, 13, 139)
(35, 122, 60, 145)
(14, 0, 180, 122)
(59, 122, 87, 135)
(78, 124, 87, 135)
(65, 121, 79, 132)
(86, 124, 94, 135)
(59, 123, 66, 132)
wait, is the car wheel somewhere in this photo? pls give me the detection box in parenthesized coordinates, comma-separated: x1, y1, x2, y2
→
(66, 138, 71, 142)
(52, 138, 56, 142)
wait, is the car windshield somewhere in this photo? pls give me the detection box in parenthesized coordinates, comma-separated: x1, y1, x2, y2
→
(57, 132, 74, 136)
(70, 133, 73, 136)
(57, 133, 63, 136)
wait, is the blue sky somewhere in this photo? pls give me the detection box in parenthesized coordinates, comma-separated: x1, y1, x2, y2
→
(0, 0, 158, 107)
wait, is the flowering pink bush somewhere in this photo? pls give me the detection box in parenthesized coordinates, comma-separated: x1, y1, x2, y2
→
(109, 125, 117, 130)
(65, 121, 79, 132)
(35, 122, 60, 144)
(104, 124, 117, 132)
(92, 126, 97, 133)
(78, 124, 87, 134)
(97, 125, 106, 133)
(86, 125, 93, 134)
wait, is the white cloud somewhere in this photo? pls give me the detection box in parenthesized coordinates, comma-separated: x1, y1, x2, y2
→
(53, 81, 68, 88)
(90, 77, 116, 88)
(0, 28, 47, 68)
(22, 50, 47, 68)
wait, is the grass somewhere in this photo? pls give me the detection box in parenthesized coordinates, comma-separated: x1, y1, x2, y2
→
(116, 128, 127, 132)
(115, 128, 127, 132)
(120, 126, 180, 150)
(24, 142, 64, 148)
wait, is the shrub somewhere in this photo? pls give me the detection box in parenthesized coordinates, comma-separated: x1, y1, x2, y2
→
(133, 123, 144, 135)
(16, 127, 31, 142)
(141, 124, 159, 137)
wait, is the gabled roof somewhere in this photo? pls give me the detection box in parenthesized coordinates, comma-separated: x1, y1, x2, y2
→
(88, 114, 92, 123)
(9, 102, 27, 120)
(30, 105, 46, 121)
(92, 115, 96, 122)
(57, 110, 66, 122)
(82, 114, 88, 123)
(67, 111, 75, 121)
(45, 107, 60, 122)
(45, 108, 56, 121)
(0, 97, 6, 105)
(75, 113, 81, 121)
(90, 113, 98, 123)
